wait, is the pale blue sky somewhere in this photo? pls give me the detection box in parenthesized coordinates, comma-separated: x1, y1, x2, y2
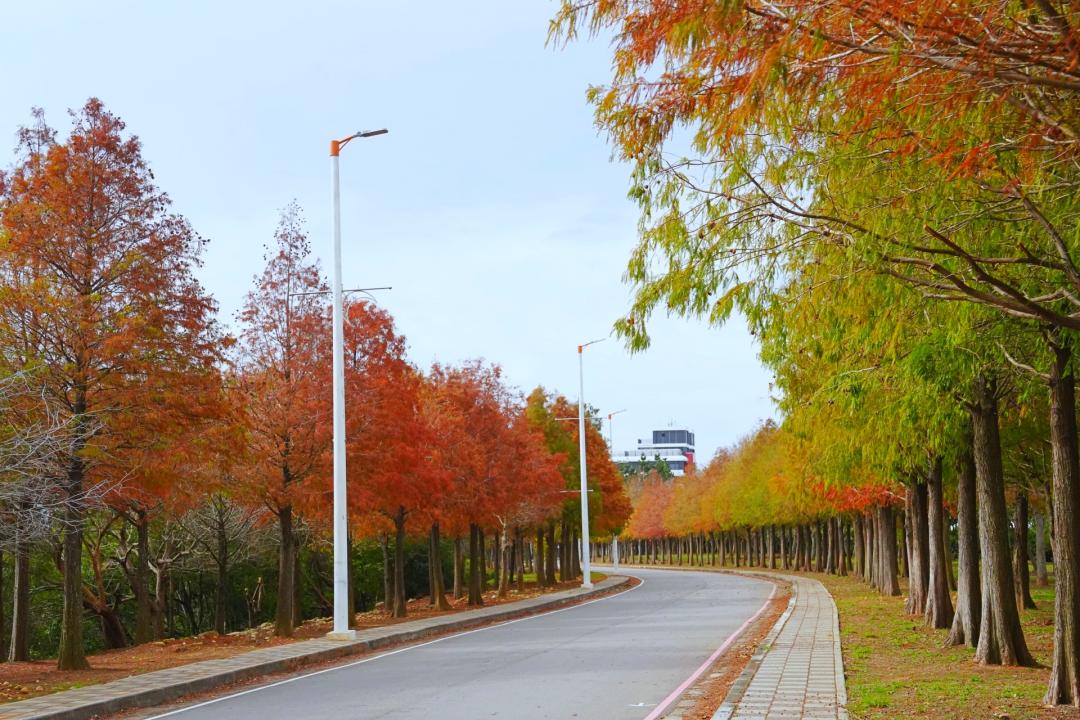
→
(0, 1, 775, 462)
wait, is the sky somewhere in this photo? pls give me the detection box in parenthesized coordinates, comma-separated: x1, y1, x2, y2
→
(0, 1, 776, 462)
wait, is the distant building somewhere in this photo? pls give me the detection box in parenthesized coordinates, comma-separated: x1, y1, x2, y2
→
(612, 428, 696, 477)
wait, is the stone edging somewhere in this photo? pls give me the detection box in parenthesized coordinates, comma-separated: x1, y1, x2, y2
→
(0, 576, 630, 720)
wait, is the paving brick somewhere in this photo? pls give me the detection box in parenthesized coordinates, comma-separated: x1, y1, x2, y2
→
(714, 573, 848, 720)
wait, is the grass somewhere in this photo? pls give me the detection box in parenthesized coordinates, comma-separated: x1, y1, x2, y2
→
(813, 572, 1076, 720)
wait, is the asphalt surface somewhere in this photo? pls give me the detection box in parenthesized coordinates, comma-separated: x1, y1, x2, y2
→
(147, 568, 772, 720)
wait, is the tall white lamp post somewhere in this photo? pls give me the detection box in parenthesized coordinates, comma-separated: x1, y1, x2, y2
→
(327, 128, 387, 640)
(577, 339, 604, 588)
(606, 409, 626, 572)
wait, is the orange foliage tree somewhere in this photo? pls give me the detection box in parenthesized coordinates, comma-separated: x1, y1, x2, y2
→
(342, 299, 441, 617)
(235, 203, 330, 637)
(0, 99, 222, 669)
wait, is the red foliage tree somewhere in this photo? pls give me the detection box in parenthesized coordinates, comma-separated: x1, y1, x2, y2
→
(426, 361, 513, 605)
(0, 99, 221, 669)
(235, 203, 330, 637)
(342, 300, 441, 617)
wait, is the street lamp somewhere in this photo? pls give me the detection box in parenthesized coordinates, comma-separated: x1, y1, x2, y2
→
(327, 128, 387, 641)
(606, 408, 626, 451)
(606, 408, 626, 571)
(577, 338, 604, 589)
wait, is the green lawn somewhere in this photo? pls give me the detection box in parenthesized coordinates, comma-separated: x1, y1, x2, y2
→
(815, 573, 1071, 719)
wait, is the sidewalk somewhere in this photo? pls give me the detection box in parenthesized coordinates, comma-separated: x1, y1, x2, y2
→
(0, 576, 628, 720)
(713, 572, 848, 720)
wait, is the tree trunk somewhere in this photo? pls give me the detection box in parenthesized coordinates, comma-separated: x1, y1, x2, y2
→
(877, 505, 901, 596)
(134, 510, 152, 644)
(948, 441, 981, 647)
(468, 523, 483, 606)
(57, 451, 89, 670)
(429, 522, 451, 610)
(864, 513, 875, 585)
(0, 548, 4, 660)
(925, 456, 954, 629)
(497, 528, 511, 598)
(151, 549, 169, 639)
(572, 530, 582, 578)
(906, 481, 930, 615)
(1034, 510, 1049, 588)
(558, 523, 569, 580)
(545, 523, 557, 587)
(510, 534, 519, 581)
(516, 529, 526, 593)
(98, 606, 128, 649)
(382, 535, 395, 613)
(945, 522, 958, 592)
(426, 529, 436, 609)
(274, 506, 296, 637)
(347, 533, 356, 628)
(215, 518, 229, 635)
(854, 515, 865, 580)
(900, 511, 908, 581)
(534, 528, 546, 586)
(292, 539, 302, 629)
(825, 520, 836, 574)
(970, 375, 1034, 666)
(834, 520, 843, 574)
(817, 521, 828, 572)
(453, 536, 464, 600)
(392, 507, 407, 618)
(479, 528, 488, 591)
(835, 519, 844, 574)
(1013, 492, 1036, 610)
(1044, 339, 1080, 703)
(9, 537, 30, 662)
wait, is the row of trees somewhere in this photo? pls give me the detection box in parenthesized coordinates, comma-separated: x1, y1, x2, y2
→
(614, 420, 1048, 642)
(556, 0, 1080, 707)
(0, 100, 630, 669)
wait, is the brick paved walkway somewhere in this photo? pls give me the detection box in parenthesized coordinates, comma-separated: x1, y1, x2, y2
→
(0, 577, 627, 720)
(716, 573, 847, 720)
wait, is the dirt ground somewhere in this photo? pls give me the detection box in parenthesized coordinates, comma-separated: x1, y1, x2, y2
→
(0, 579, 593, 705)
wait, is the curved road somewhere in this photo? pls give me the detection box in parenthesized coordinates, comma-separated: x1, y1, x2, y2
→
(148, 568, 772, 720)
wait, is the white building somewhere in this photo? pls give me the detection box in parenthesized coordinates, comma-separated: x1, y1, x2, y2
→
(612, 428, 696, 477)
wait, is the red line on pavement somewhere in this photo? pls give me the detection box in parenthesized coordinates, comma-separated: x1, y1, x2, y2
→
(642, 581, 778, 720)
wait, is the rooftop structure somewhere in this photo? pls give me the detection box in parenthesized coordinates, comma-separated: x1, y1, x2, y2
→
(612, 427, 696, 477)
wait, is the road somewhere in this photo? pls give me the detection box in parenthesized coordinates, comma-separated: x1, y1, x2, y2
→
(148, 568, 772, 720)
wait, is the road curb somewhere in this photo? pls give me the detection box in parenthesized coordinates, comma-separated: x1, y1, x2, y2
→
(0, 576, 630, 720)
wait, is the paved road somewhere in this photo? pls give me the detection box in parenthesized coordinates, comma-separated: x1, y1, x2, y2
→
(148, 568, 772, 720)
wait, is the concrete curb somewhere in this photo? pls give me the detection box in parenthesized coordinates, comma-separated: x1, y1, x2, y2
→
(0, 576, 630, 720)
